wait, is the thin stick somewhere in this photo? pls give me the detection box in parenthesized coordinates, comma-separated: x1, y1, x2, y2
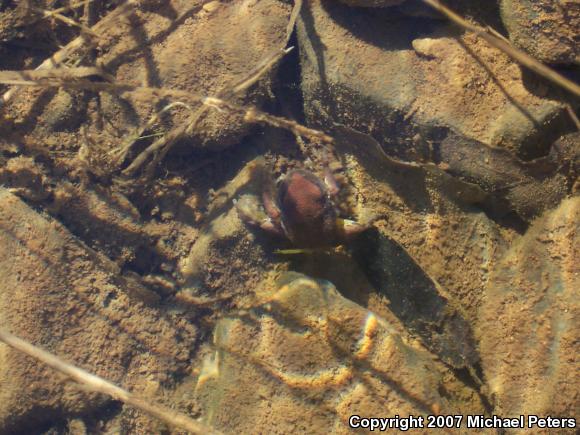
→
(227, 47, 294, 96)
(34, 7, 99, 37)
(565, 104, 580, 130)
(0, 0, 139, 107)
(122, 0, 304, 177)
(421, 0, 580, 98)
(0, 73, 332, 158)
(112, 101, 193, 164)
(0, 67, 114, 83)
(39, 0, 96, 17)
(0, 328, 222, 435)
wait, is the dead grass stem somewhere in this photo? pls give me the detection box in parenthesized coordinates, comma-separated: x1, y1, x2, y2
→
(0, 328, 222, 435)
(122, 0, 304, 177)
(421, 0, 580, 98)
(0, 0, 139, 107)
(34, 6, 98, 37)
(0, 71, 332, 150)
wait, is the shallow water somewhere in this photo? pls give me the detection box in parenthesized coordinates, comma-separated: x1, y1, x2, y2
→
(0, 0, 578, 433)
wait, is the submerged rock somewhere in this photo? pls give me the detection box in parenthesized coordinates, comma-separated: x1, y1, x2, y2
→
(476, 197, 580, 420)
(332, 124, 510, 327)
(549, 132, 580, 183)
(0, 189, 197, 434)
(179, 158, 275, 305)
(196, 273, 485, 433)
(334, 123, 574, 222)
(149, 0, 292, 150)
(3, 0, 292, 178)
(353, 228, 479, 369)
(297, 0, 568, 158)
(437, 133, 572, 221)
(501, 0, 579, 65)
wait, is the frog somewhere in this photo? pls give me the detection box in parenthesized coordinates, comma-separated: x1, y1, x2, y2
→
(235, 167, 369, 249)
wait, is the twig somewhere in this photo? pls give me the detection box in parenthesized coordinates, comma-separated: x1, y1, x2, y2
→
(121, 0, 304, 177)
(0, 0, 139, 108)
(0, 328, 222, 435)
(82, 0, 91, 26)
(112, 101, 194, 165)
(564, 104, 580, 130)
(228, 47, 294, 96)
(421, 0, 580, 98)
(34, 7, 99, 37)
(285, 0, 303, 45)
(0, 73, 332, 153)
(39, 0, 97, 17)
(240, 104, 333, 143)
(0, 67, 114, 84)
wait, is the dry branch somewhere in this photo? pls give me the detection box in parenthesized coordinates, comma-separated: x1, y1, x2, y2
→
(228, 47, 294, 97)
(120, 0, 306, 177)
(421, 0, 580, 98)
(0, 328, 222, 435)
(112, 101, 194, 164)
(0, 67, 114, 84)
(31, 0, 96, 17)
(0, 0, 140, 107)
(34, 6, 98, 37)
(0, 73, 332, 146)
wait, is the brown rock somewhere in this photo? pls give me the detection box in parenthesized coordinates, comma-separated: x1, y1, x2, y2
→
(146, 0, 291, 150)
(501, 0, 579, 65)
(476, 197, 580, 421)
(179, 158, 275, 307)
(4, 0, 292, 177)
(330, 125, 511, 360)
(297, 0, 567, 158)
(196, 273, 485, 433)
(438, 133, 571, 220)
(0, 189, 197, 433)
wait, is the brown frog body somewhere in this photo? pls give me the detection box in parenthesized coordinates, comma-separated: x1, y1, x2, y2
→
(236, 168, 368, 248)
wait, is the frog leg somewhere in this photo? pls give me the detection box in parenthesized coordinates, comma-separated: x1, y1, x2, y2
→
(235, 194, 285, 237)
(259, 218, 285, 237)
(323, 167, 340, 197)
(262, 190, 281, 220)
(337, 218, 369, 241)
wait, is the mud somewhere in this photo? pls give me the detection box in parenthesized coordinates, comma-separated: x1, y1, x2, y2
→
(0, 0, 578, 434)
